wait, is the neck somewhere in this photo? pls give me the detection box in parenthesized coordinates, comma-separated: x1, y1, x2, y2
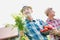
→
(48, 16, 54, 20)
(26, 16, 33, 21)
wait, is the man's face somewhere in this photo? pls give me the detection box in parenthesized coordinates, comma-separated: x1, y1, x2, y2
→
(48, 10, 55, 17)
(23, 8, 33, 17)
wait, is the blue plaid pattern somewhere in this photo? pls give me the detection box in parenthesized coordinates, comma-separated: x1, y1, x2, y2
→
(24, 19, 48, 40)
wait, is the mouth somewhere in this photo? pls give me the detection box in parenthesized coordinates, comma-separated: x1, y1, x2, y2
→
(25, 12, 30, 14)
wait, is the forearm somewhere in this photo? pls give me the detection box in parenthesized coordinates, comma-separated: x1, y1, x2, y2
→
(50, 29, 60, 36)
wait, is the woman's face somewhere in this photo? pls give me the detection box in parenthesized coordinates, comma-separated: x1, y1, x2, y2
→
(48, 10, 55, 17)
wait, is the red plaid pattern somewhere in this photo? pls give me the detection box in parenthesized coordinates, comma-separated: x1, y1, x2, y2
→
(46, 18, 60, 28)
(46, 18, 60, 40)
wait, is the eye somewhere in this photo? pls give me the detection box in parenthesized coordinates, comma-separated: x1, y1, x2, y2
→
(27, 8, 29, 10)
(23, 9, 25, 11)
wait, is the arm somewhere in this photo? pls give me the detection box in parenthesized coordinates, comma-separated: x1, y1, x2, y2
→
(20, 26, 29, 40)
(38, 19, 49, 35)
(46, 19, 60, 36)
(50, 28, 60, 36)
(39, 19, 48, 26)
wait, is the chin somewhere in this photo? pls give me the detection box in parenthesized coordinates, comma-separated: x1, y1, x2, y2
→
(54, 15, 55, 16)
(53, 15, 55, 17)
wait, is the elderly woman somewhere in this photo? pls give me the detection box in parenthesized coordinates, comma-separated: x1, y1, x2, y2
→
(45, 8, 60, 40)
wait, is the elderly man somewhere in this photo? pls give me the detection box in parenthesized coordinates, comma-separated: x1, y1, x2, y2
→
(20, 6, 48, 40)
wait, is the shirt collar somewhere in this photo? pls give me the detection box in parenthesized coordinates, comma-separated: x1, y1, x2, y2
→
(25, 19, 36, 23)
(47, 18, 56, 22)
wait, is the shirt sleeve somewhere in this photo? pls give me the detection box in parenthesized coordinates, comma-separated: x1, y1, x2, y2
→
(24, 26, 28, 34)
(57, 19, 60, 25)
(39, 19, 48, 26)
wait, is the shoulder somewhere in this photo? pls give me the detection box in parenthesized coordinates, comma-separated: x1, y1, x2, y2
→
(36, 19, 44, 22)
(55, 18, 60, 21)
(45, 18, 51, 25)
(46, 19, 48, 22)
(36, 19, 45, 24)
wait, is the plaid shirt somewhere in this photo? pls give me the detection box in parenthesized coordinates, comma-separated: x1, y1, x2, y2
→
(24, 19, 48, 40)
(46, 18, 60, 28)
(46, 18, 60, 40)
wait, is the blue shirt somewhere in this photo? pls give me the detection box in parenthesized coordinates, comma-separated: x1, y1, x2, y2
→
(24, 19, 48, 40)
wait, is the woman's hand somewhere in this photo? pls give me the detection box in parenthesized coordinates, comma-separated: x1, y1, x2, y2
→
(50, 29, 60, 36)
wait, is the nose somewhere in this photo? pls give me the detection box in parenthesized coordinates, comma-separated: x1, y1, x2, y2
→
(25, 10, 29, 12)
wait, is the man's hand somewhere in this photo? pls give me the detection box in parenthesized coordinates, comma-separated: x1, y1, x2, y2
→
(20, 30, 24, 37)
(20, 30, 29, 40)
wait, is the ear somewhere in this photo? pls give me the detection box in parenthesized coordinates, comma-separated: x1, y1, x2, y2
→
(23, 13, 27, 17)
(31, 10, 33, 13)
(23, 14, 25, 16)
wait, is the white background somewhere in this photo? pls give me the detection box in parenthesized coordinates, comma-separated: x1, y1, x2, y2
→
(0, 0, 60, 28)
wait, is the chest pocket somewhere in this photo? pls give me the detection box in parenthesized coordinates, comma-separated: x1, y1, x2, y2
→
(34, 24, 40, 31)
(26, 23, 36, 35)
(35, 21, 43, 30)
(27, 23, 32, 29)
